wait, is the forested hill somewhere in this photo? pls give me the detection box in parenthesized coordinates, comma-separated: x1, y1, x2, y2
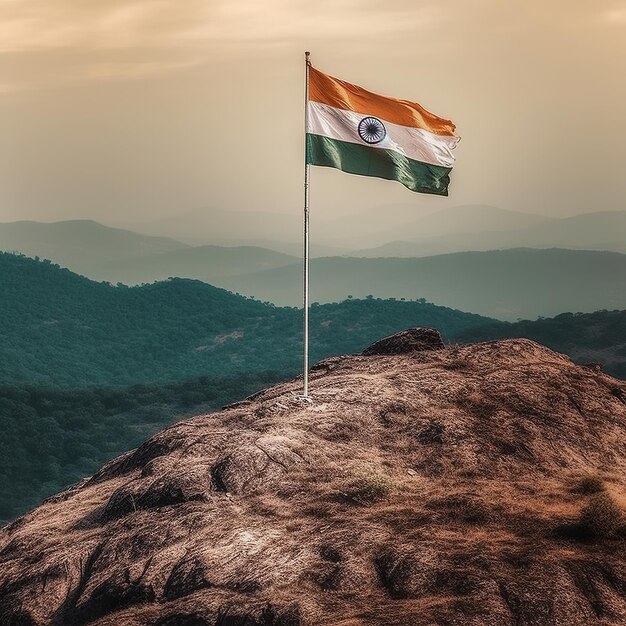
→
(456, 310, 626, 379)
(0, 253, 490, 387)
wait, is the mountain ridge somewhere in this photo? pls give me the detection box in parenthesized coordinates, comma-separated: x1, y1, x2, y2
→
(225, 248, 626, 319)
(0, 219, 189, 265)
(351, 210, 626, 257)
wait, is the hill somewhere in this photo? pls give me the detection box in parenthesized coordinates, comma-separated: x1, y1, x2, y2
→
(351, 210, 626, 257)
(0, 372, 285, 524)
(89, 245, 298, 284)
(0, 253, 490, 387)
(0, 220, 188, 270)
(0, 220, 302, 285)
(1, 331, 625, 625)
(373, 204, 553, 242)
(454, 310, 626, 379)
(130, 204, 552, 251)
(4, 213, 625, 289)
(225, 249, 626, 319)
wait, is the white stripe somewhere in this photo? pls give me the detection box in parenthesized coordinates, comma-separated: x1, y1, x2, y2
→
(307, 101, 459, 167)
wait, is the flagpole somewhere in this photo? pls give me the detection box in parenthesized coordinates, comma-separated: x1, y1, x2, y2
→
(302, 51, 311, 400)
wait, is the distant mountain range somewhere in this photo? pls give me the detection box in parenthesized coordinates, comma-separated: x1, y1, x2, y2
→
(0, 219, 187, 270)
(122, 204, 626, 254)
(4, 206, 626, 269)
(351, 209, 626, 257)
(224, 249, 626, 320)
(2, 211, 626, 320)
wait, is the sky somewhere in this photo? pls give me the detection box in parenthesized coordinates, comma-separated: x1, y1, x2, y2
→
(1, 0, 625, 235)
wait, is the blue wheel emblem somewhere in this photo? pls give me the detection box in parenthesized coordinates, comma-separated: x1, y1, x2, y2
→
(358, 116, 386, 144)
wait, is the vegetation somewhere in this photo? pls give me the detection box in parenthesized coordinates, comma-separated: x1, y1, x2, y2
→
(344, 470, 394, 504)
(0, 252, 490, 387)
(579, 492, 623, 540)
(455, 310, 626, 379)
(0, 371, 285, 523)
(573, 474, 605, 495)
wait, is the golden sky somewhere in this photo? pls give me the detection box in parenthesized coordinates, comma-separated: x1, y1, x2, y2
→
(1, 0, 625, 229)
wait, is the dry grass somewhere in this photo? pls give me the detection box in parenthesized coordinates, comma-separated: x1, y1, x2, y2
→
(343, 471, 395, 505)
(1, 336, 626, 625)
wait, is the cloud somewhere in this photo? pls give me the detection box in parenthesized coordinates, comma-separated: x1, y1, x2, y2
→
(0, 0, 448, 90)
(177, 0, 444, 43)
(605, 6, 626, 22)
(0, 0, 445, 90)
(0, 0, 204, 53)
(0, 0, 621, 92)
(0, 0, 443, 54)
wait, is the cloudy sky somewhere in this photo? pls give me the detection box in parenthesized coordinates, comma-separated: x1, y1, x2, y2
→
(1, 0, 625, 232)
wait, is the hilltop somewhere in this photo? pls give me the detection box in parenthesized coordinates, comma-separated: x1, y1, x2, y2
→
(1, 331, 625, 625)
(0, 220, 187, 270)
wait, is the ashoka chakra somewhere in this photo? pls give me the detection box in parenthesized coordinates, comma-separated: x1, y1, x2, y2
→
(358, 116, 386, 144)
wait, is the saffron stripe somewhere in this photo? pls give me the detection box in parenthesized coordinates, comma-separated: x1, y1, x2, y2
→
(309, 66, 457, 137)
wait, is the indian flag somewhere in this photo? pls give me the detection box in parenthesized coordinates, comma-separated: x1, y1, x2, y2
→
(306, 66, 459, 195)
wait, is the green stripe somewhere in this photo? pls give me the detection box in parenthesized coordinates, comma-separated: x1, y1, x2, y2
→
(306, 133, 452, 196)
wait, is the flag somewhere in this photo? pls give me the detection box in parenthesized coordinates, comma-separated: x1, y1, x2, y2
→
(306, 66, 459, 195)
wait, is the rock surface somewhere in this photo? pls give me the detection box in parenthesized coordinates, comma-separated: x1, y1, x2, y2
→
(1, 333, 626, 626)
(361, 327, 445, 355)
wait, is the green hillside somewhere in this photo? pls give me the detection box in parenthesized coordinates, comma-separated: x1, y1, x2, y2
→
(455, 310, 626, 379)
(0, 253, 490, 387)
(0, 371, 284, 523)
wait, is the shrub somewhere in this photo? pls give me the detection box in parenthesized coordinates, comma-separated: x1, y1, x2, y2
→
(344, 471, 394, 504)
(579, 492, 623, 539)
(574, 474, 605, 495)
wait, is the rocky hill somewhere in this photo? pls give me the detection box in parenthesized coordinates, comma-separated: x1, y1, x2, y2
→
(1, 331, 626, 626)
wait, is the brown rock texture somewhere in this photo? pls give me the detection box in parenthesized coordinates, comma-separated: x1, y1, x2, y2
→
(1, 334, 626, 626)
(361, 327, 445, 355)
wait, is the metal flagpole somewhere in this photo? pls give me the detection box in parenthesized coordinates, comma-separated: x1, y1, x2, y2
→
(302, 51, 311, 400)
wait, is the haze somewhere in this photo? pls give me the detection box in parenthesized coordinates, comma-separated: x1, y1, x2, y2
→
(1, 0, 625, 238)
